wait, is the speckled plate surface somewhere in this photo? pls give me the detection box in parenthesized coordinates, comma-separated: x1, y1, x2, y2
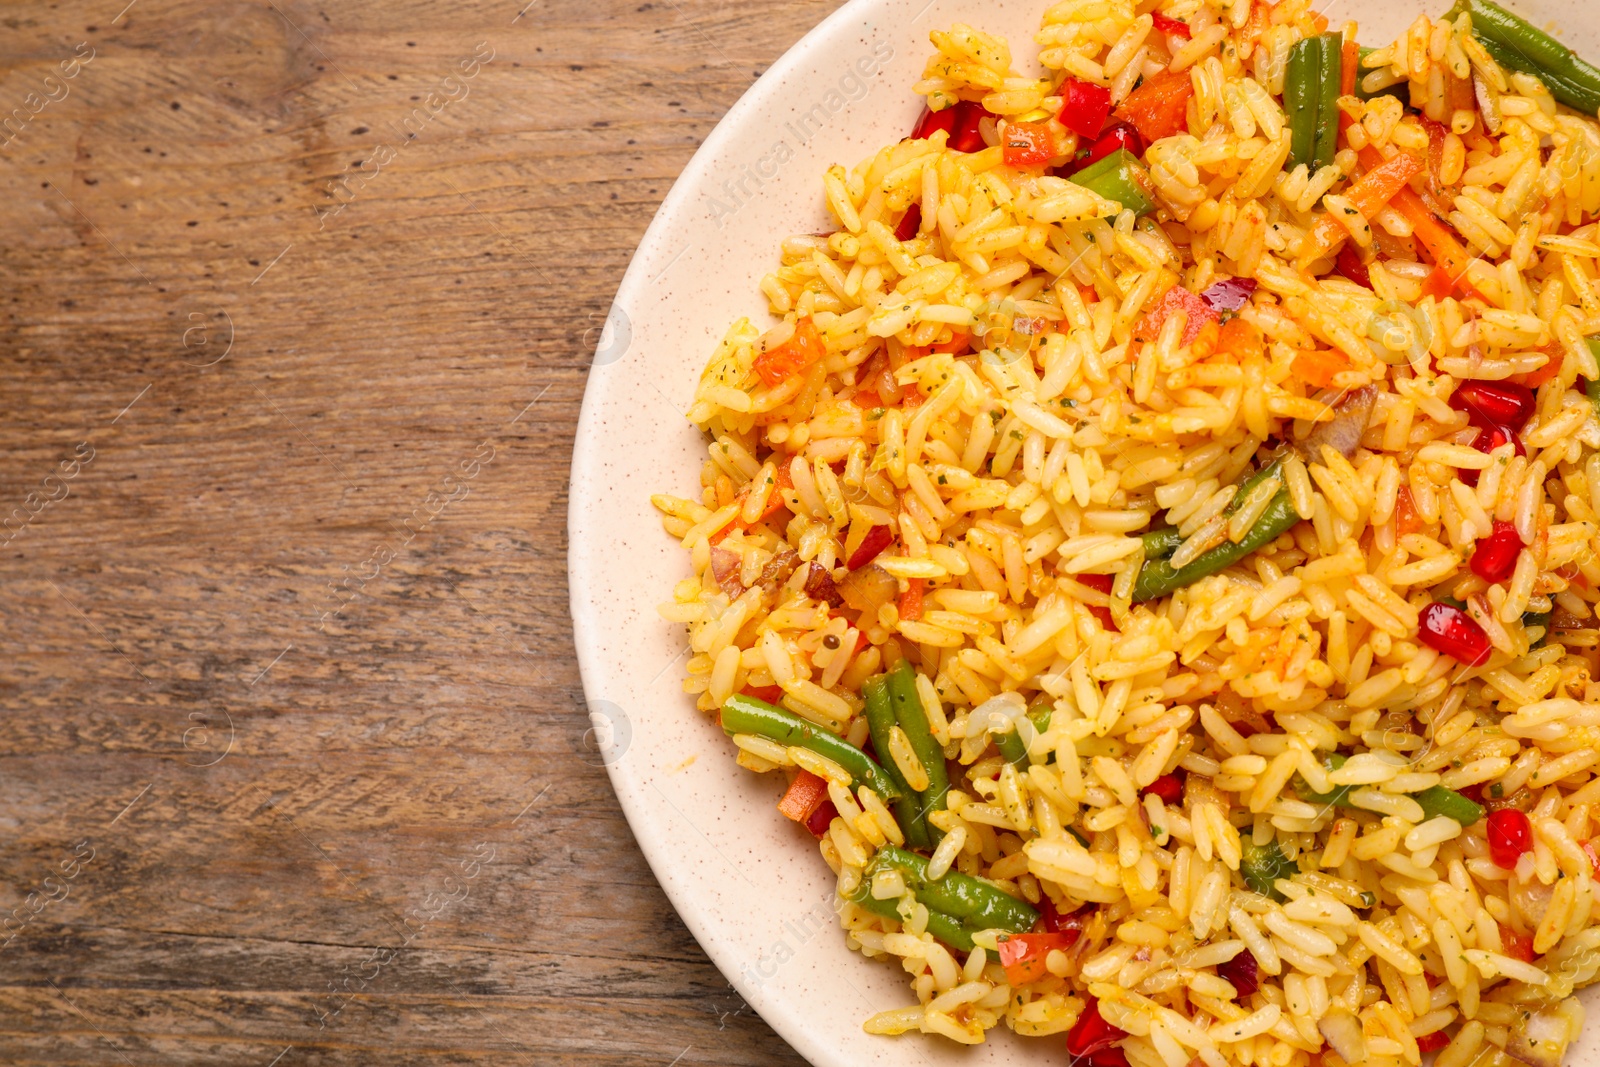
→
(568, 1, 1600, 1062)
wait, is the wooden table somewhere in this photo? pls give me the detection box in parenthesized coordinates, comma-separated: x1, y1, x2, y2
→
(0, 1, 832, 1062)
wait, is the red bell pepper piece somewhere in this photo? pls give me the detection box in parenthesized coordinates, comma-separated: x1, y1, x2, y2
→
(1150, 12, 1192, 38)
(893, 203, 922, 242)
(804, 798, 838, 838)
(1067, 994, 1128, 1059)
(847, 525, 894, 570)
(753, 317, 827, 387)
(1112, 68, 1193, 143)
(1037, 897, 1093, 939)
(1060, 78, 1113, 138)
(1068, 122, 1145, 175)
(1582, 840, 1600, 877)
(741, 684, 784, 703)
(911, 100, 991, 153)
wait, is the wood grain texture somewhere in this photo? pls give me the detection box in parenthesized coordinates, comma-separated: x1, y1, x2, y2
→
(0, 0, 838, 1062)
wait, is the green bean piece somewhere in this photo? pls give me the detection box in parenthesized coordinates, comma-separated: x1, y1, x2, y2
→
(1141, 526, 1184, 561)
(994, 724, 1029, 769)
(849, 884, 982, 953)
(1413, 785, 1485, 826)
(1313, 33, 1343, 171)
(1295, 753, 1354, 809)
(871, 845, 1039, 932)
(863, 677, 930, 850)
(886, 661, 950, 840)
(1295, 753, 1485, 826)
(1140, 459, 1284, 567)
(1524, 609, 1552, 649)
(1131, 487, 1299, 601)
(1285, 37, 1320, 172)
(1240, 839, 1299, 901)
(1027, 702, 1053, 735)
(1068, 148, 1157, 217)
(720, 694, 903, 801)
(1586, 343, 1600, 422)
(1447, 0, 1600, 114)
(996, 704, 1057, 768)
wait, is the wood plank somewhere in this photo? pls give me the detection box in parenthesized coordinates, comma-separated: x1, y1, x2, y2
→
(0, 0, 836, 1061)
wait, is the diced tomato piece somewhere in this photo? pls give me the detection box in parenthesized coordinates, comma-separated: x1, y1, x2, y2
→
(847, 525, 894, 570)
(777, 770, 831, 824)
(1470, 520, 1524, 584)
(1060, 78, 1113, 138)
(1217, 950, 1259, 997)
(1150, 11, 1192, 38)
(1500, 922, 1536, 963)
(1142, 774, 1183, 805)
(1417, 601, 1493, 667)
(1450, 381, 1535, 430)
(753, 317, 827, 387)
(1395, 485, 1422, 536)
(1112, 68, 1193, 143)
(1074, 572, 1116, 630)
(1487, 808, 1533, 869)
(1217, 316, 1265, 362)
(1002, 120, 1058, 169)
(1132, 284, 1219, 346)
(996, 932, 1076, 986)
(898, 578, 926, 622)
(1334, 243, 1372, 288)
(740, 684, 784, 703)
(1417, 1032, 1451, 1054)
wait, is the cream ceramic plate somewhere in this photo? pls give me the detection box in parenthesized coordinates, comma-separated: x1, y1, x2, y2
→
(568, 1, 1600, 1062)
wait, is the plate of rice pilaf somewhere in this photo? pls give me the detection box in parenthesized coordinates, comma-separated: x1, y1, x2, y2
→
(570, 0, 1600, 1062)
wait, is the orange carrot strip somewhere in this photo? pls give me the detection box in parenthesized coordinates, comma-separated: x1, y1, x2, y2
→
(898, 578, 926, 622)
(1303, 151, 1423, 261)
(1293, 348, 1350, 389)
(777, 770, 831, 823)
(1340, 36, 1359, 97)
